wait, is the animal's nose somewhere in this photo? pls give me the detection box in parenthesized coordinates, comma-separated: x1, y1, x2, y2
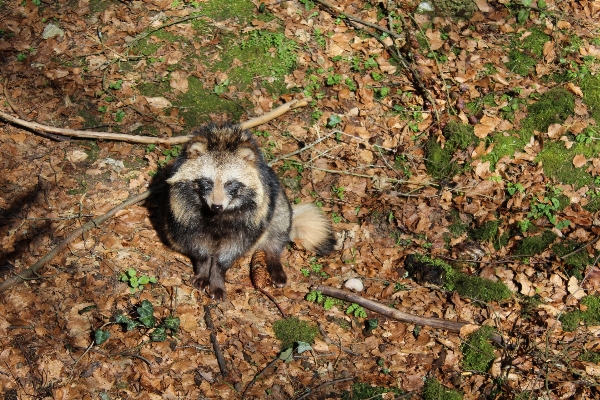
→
(211, 204, 223, 212)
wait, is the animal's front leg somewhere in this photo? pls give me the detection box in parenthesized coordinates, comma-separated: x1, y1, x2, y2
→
(208, 258, 228, 301)
(190, 255, 211, 291)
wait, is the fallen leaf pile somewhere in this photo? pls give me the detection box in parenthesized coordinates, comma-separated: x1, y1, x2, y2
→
(1, 0, 600, 398)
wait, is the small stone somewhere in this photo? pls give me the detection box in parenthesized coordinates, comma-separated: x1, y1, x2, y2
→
(344, 278, 364, 292)
(42, 23, 65, 39)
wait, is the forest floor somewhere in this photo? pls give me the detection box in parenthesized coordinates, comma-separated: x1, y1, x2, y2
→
(2, 0, 600, 399)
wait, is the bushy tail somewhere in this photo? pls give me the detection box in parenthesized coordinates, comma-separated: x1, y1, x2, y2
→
(290, 204, 336, 255)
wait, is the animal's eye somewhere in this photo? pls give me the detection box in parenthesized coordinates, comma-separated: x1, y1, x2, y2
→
(225, 180, 243, 196)
(196, 178, 213, 191)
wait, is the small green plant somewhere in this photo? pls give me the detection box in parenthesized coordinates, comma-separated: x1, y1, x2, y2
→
(120, 268, 157, 294)
(300, 261, 328, 278)
(114, 109, 126, 122)
(306, 290, 343, 311)
(17, 52, 27, 62)
(94, 300, 180, 345)
(527, 194, 570, 229)
(507, 182, 525, 196)
(109, 79, 123, 90)
(214, 78, 230, 95)
(327, 114, 342, 128)
(158, 145, 182, 167)
(513, 0, 547, 24)
(332, 185, 345, 199)
(346, 303, 367, 318)
(518, 218, 534, 234)
(364, 57, 378, 69)
(345, 78, 357, 91)
(326, 74, 342, 86)
(331, 212, 343, 224)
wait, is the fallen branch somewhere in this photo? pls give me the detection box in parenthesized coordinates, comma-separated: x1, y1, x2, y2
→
(0, 99, 308, 145)
(203, 305, 228, 377)
(312, 285, 505, 345)
(0, 190, 151, 293)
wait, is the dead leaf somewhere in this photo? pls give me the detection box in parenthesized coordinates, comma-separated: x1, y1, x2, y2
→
(170, 70, 189, 93)
(573, 154, 587, 168)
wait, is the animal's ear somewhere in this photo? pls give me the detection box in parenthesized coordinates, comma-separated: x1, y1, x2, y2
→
(187, 138, 208, 158)
(238, 145, 256, 162)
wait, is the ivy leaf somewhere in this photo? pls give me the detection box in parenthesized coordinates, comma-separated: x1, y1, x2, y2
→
(279, 347, 294, 362)
(150, 327, 167, 342)
(164, 315, 180, 332)
(94, 329, 110, 345)
(137, 300, 156, 327)
(138, 276, 150, 285)
(296, 342, 313, 354)
(326, 114, 342, 128)
(517, 9, 529, 24)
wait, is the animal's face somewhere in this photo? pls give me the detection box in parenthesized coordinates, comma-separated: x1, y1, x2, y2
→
(167, 139, 264, 213)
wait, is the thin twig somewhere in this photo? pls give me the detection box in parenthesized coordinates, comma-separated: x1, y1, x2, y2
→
(559, 236, 600, 260)
(257, 288, 287, 318)
(268, 130, 336, 166)
(311, 0, 404, 40)
(318, 324, 360, 356)
(203, 305, 228, 377)
(294, 377, 354, 400)
(241, 357, 281, 400)
(0, 190, 151, 293)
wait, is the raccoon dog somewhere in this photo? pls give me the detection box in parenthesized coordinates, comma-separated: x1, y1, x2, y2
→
(164, 124, 336, 301)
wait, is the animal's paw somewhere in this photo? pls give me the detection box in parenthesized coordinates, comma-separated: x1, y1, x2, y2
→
(269, 269, 287, 288)
(210, 287, 226, 301)
(191, 275, 210, 290)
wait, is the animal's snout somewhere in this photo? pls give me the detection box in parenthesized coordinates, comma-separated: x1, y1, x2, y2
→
(211, 204, 224, 212)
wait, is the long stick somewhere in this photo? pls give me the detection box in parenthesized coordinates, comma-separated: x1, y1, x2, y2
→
(0, 99, 308, 145)
(203, 305, 228, 376)
(312, 285, 505, 345)
(0, 190, 151, 293)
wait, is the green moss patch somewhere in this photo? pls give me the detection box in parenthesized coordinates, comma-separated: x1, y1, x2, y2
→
(523, 88, 575, 136)
(272, 317, 319, 350)
(506, 28, 551, 76)
(423, 378, 463, 400)
(412, 255, 512, 303)
(581, 73, 600, 124)
(426, 121, 478, 179)
(560, 296, 600, 332)
(481, 131, 527, 170)
(514, 230, 557, 256)
(434, 0, 476, 19)
(484, 88, 575, 172)
(460, 325, 497, 372)
(552, 240, 594, 278)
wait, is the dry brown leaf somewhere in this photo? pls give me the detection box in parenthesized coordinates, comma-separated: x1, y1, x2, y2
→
(475, 0, 492, 12)
(567, 82, 584, 97)
(573, 154, 587, 168)
(568, 276, 586, 299)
